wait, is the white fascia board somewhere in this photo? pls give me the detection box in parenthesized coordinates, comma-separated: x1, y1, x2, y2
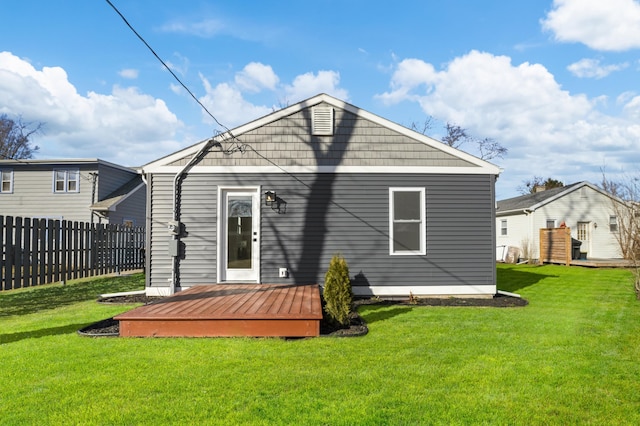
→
(496, 209, 529, 217)
(141, 165, 498, 175)
(0, 158, 137, 174)
(140, 93, 501, 176)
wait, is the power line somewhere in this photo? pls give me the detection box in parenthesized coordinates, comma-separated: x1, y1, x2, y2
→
(105, 0, 232, 135)
(105, 1, 389, 236)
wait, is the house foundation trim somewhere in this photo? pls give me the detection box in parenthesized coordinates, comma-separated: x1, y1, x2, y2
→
(351, 285, 496, 297)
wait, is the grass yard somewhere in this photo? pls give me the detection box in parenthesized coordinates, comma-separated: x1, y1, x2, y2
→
(1, 265, 639, 425)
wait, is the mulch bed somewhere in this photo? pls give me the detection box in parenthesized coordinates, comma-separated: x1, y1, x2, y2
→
(78, 293, 527, 337)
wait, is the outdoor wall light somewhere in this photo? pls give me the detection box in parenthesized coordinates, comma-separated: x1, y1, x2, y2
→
(264, 191, 277, 205)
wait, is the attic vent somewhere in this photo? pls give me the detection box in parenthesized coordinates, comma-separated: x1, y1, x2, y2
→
(312, 107, 334, 135)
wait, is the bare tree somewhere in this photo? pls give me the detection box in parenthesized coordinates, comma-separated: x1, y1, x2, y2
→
(410, 117, 435, 136)
(600, 172, 640, 298)
(441, 123, 468, 149)
(0, 114, 43, 160)
(517, 176, 564, 195)
(411, 118, 507, 160)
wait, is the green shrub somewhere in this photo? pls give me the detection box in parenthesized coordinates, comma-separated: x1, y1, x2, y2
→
(323, 254, 353, 327)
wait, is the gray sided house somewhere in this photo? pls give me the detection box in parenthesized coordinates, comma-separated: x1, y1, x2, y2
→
(141, 94, 501, 297)
(0, 158, 145, 226)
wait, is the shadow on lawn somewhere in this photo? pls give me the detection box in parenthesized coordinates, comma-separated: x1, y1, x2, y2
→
(0, 322, 93, 345)
(497, 265, 557, 293)
(0, 274, 144, 318)
(358, 305, 412, 324)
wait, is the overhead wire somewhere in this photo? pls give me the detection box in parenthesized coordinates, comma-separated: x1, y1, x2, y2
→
(104, 0, 388, 236)
(105, 0, 231, 135)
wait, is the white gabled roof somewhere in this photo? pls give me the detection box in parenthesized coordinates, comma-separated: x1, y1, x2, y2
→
(141, 93, 501, 175)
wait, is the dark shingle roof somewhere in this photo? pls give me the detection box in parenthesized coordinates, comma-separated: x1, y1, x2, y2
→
(91, 176, 144, 211)
(497, 182, 584, 213)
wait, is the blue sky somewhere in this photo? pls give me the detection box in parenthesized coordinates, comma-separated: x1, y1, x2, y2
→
(1, 0, 639, 199)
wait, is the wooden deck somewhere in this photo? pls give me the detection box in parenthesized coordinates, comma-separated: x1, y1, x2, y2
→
(114, 284, 323, 338)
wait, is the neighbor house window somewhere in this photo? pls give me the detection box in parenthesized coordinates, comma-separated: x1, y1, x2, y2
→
(1, 169, 13, 193)
(389, 188, 426, 255)
(501, 219, 507, 236)
(53, 169, 79, 193)
(609, 216, 618, 232)
(546, 219, 556, 228)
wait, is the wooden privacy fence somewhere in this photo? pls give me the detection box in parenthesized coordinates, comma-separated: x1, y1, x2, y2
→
(540, 227, 572, 266)
(1, 215, 145, 291)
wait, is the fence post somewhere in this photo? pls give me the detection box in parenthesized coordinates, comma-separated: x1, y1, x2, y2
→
(23, 217, 32, 288)
(14, 216, 23, 290)
(0, 216, 4, 290)
(31, 218, 40, 287)
(53, 220, 60, 283)
(2, 216, 13, 291)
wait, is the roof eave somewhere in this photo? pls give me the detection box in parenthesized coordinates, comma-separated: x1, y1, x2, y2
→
(140, 93, 502, 176)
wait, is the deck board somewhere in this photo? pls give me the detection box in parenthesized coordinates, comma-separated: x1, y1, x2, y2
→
(114, 284, 322, 337)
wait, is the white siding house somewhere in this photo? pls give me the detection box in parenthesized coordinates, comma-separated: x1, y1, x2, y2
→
(496, 182, 623, 261)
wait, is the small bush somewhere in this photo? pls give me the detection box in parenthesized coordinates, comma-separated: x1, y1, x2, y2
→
(323, 254, 353, 327)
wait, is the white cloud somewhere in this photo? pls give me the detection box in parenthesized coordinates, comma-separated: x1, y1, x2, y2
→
(235, 62, 279, 93)
(622, 95, 640, 120)
(160, 19, 226, 38)
(541, 0, 640, 51)
(0, 51, 182, 166)
(199, 77, 272, 127)
(198, 66, 348, 128)
(567, 58, 628, 79)
(165, 52, 190, 77)
(375, 50, 640, 198)
(283, 70, 349, 103)
(118, 68, 139, 79)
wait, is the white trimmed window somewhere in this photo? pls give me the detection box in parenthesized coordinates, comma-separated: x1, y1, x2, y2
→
(501, 219, 508, 236)
(389, 188, 426, 255)
(609, 216, 618, 232)
(53, 169, 80, 193)
(1, 169, 13, 193)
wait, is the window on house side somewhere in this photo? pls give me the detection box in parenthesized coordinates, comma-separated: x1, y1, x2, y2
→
(546, 219, 556, 228)
(389, 188, 425, 255)
(53, 169, 80, 193)
(609, 216, 618, 232)
(501, 219, 507, 236)
(1, 169, 13, 193)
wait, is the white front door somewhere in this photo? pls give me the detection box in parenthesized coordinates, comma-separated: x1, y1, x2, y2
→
(577, 221, 590, 255)
(218, 187, 260, 282)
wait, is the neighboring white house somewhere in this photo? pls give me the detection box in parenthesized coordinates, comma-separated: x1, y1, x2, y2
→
(496, 181, 624, 261)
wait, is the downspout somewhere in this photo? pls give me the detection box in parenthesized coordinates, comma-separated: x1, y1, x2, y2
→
(524, 208, 534, 260)
(90, 172, 98, 225)
(169, 138, 223, 294)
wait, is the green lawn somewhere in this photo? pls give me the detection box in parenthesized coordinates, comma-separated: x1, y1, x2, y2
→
(1, 266, 639, 425)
